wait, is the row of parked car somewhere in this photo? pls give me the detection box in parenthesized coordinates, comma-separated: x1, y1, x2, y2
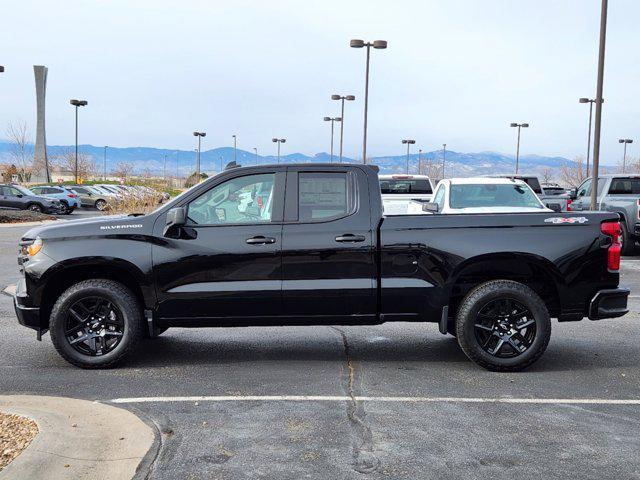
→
(380, 172, 640, 254)
(0, 182, 168, 215)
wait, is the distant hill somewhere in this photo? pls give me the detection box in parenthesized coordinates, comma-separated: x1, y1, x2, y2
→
(0, 141, 583, 178)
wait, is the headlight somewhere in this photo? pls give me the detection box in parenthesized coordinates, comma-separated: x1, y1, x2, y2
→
(25, 237, 43, 257)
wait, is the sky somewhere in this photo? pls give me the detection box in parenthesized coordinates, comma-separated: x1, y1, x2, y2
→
(0, 0, 638, 164)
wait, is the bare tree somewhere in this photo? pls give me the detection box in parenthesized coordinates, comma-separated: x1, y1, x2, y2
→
(5, 121, 34, 181)
(559, 156, 587, 188)
(53, 148, 97, 180)
(112, 162, 135, 181)
(541, 168, 553, 184)
(621, 156, 640, 174)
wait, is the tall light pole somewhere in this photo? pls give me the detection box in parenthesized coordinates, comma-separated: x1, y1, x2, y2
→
(272, 138, 286, 163)
(350, 39, 387, 164)
(418, 149, 423, 174)
(163, 154, 167, 180)
(70, 99, 88, 183)
(331, 94, 355, 162)
(193, 131, 206, 177)
(401, 139, 416, 174)
(253, 147, 258, 165)
(619, 139, 633, 173)
(324, 117, 342, 162)
(579, 97, 603, 177)
(510, 123, 529, 174)
(591, 0, 608, 211)
(232, 134, 237, 163)
(442, 144, 447, 179)
(103, 146, 108, 180)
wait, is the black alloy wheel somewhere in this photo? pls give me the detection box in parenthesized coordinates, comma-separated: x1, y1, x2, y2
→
(64, 297, 124, 356)
(473, 298, 536, 358)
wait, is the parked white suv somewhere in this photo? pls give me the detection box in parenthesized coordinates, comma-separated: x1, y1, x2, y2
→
(379, 174, 434, 203)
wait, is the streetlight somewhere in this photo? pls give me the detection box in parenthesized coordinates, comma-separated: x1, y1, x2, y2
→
(103, 146, 108, 180)
(69, 99, 88, 183)
(510, 122, 529, 174)
(232, 134, 237, 163)
(163, 154, 167, 181)
(253, 147, 258, 165)
(175, 151, 180, 181)
(324, 117, 342, 162)
(418, 149, 423, 174)
(579, 97, 604, 177)
(272, 138, 286, 163)
(401, 139, 416, 174)
(331, 94, 355, 162)
(442, 144, 447, 179)
(350, 39, 387, 164)
(193, 131, 206, 177)
(619, 139, 633, 173)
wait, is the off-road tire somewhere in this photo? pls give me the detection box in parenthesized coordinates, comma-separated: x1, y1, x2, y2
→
(620, 222, 636, 256)
(456, 280, 551, 372)
(49, 279, 143, 368)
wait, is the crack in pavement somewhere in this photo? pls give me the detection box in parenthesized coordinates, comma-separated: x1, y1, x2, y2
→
(330, 327, 380, 474)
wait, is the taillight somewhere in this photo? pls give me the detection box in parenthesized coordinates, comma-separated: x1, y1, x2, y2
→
(601, 221, 621, 271)
(567, 198, 572, 212)
(67, 193, 76, 198)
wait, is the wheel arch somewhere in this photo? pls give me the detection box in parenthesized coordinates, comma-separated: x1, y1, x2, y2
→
(446, 252, 562, 319)
(38, 258, 154, 327)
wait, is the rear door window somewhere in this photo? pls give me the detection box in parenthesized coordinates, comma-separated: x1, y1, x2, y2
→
(608, 178, 640, 195)
(298, 172, 355, 221)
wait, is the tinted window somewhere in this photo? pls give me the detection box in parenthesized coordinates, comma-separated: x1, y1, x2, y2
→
(449, 184, 544, 209)
(299, 172, 352, 221)
(187, 173, 275, 225)
(380, 178, 432, 194)
(517, 177, 542, 194)
(608, 178, 640, 195)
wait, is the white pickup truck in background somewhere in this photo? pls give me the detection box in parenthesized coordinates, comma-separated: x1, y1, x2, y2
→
(379, 174, 435, 203)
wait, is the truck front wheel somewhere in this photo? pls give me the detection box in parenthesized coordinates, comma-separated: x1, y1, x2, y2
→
(49, 279, 143, 368)
(455, 280, 551, 372)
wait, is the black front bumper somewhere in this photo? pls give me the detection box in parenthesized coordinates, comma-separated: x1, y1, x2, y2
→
(13, 278, 41, 331)
(588, 288, 630, 320)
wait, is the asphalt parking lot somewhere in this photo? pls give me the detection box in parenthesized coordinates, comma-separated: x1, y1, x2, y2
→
(1, 218, 639, 479)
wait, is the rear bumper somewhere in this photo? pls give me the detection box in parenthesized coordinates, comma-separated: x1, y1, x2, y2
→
(588, 288, 630, 320)
(13, 278, 40, 331)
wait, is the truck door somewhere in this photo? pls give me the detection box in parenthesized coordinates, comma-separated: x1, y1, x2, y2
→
(280, 167, 376, 321)
(153, 170, 285, 321)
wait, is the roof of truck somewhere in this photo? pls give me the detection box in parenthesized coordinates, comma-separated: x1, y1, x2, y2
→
(445, 177, 528, 186)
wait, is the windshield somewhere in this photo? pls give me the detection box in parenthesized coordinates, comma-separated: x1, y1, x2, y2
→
(449, 183, 544, 209)
(380, 179, 432, 194)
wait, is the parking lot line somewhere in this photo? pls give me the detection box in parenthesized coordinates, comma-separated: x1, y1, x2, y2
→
(111, 395, 640, 405)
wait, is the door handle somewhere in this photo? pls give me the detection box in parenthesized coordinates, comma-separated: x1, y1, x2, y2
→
(335, 234, 366, 243)
(246, 236, 276, 245)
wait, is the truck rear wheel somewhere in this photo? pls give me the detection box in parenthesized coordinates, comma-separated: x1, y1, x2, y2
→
(620, 222, 636, 256)
(49, 279, 143, 369)
(455, 280, 551, 372)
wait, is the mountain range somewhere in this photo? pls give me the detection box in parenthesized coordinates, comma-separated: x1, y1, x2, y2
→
(0, 141, 584, 178)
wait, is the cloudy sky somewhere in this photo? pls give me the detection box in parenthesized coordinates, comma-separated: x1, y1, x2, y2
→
(0, 0, 638, 163)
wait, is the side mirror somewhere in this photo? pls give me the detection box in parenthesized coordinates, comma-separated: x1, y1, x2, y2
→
(16, 194, 23, 198)
(422, 202, 439, 213)
(569, 188, 578, 200)
(163, 207, 187, 237)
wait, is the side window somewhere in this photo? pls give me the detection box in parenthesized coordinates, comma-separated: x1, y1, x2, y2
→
(433, 186, 445, 210)
(186, 173, 275, 225)
(578, 179, 591, 197)
(298, 172, 354, 222)
(9, 187, 23, 196)
(31, 187, 43, 194)
(524, 177, 542, 194)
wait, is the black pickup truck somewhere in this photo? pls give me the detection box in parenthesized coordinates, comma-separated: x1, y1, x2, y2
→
(14, 164, 629, 371)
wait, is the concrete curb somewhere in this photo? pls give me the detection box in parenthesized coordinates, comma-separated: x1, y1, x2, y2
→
(0, 220, 58, 229)
(0, 395, 155, 480)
